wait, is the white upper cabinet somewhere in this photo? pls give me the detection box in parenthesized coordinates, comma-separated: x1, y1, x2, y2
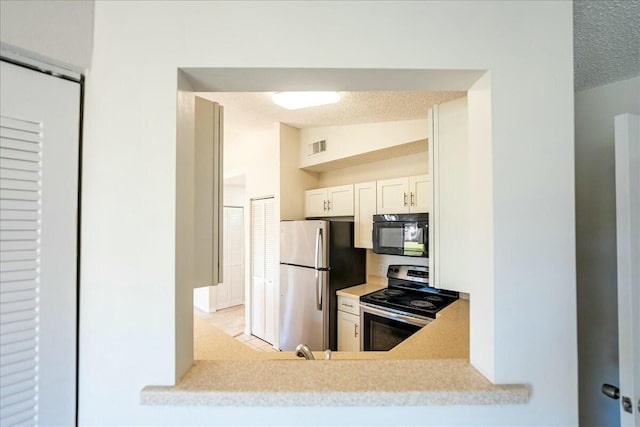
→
(304, 185, 354, 218)
(304, 188, 328, 218)
(409, 174, 430, 213)
(327, 185, 354, 216)
(376, 177, 410, 214)
(377, 175, 429, 214)
(354, 182, 377, 248)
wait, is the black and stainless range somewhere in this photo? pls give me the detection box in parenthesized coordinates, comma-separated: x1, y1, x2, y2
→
(360, 265, 459, 351)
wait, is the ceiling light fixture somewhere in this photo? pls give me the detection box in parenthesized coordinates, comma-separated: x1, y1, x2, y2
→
(272, 91, 340, 110)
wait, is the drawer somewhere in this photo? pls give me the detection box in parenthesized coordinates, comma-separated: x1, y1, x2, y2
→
(337, 295, 359, 315)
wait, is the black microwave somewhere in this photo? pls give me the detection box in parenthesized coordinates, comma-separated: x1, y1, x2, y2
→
(372, 213, 428, 257)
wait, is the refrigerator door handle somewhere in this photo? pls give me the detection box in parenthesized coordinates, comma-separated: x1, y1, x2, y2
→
(315, 228, 323, 310)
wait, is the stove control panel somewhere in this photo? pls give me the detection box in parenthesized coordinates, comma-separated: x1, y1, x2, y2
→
(386, 265, 429, 283)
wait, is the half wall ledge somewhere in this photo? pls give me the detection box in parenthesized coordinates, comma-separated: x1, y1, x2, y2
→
(141, 359, 529, 406)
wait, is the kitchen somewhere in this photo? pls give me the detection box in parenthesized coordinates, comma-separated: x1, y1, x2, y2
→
(191, 90, 471, 359)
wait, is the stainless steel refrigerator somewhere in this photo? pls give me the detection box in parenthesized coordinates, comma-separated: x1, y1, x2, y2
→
(279, 220, 366, 351)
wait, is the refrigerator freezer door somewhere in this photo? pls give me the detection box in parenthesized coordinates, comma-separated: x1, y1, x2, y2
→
(280, 220, 328, 268)
(279, 264, 327, 351)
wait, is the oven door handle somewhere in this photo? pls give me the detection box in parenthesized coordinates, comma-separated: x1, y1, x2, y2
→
(360, 304, 432, 327)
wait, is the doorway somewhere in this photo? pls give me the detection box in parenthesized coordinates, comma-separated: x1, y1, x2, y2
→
(193, 204, 245, 336)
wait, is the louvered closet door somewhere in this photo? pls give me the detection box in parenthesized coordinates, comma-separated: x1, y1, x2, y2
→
(250, 198, 275, 344)
(0, 61, 80, 426)
(263, 200, 275, 345)
(251, 201, 266, 339)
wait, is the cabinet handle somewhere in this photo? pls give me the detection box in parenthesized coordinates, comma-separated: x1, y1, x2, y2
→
(354, 324, 358, 338)
(411, 192, 415, 206)
(327, 200, 331, 210)
(323, 200, 327, 211)
(343, 302, 353, 308)
(404, 193, 408, 207)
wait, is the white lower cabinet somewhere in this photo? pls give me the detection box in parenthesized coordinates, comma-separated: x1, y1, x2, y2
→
(337, 295, 360, 351)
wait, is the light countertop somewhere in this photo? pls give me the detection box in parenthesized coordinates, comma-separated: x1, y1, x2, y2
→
(141, 358, 527, 406)
(142, 296, 528, 406)
(336, 281, 386, 298)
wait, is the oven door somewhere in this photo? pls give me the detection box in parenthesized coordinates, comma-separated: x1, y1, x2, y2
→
(360, 305, 430, 351)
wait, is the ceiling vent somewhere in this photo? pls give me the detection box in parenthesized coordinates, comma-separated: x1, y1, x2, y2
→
(308, 139, 327, 156)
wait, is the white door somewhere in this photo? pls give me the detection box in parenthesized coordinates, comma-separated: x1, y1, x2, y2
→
(251, 198, 275, 344)
(613, 113, 639, 426)
(227, 207, 244, 307)
(0, 61, 80, 426)
(215, 207, 244, 310)
(376, 177, 409, 214)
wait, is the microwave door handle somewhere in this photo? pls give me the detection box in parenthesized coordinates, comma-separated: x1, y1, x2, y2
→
(315, 228, 323, 310)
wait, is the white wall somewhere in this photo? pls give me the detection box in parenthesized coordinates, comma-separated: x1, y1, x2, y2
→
(300, 119, 428, 169)
(224, 184, 245, 207)
(279, 123, 319, 220)
(318, 152, 428, 188)
(0, 0, 93, 71)
(80, 2, 576, 425)
(466, 72, 495, 382)
(224, 128, 278, 199)
(575, 76, 640, 427)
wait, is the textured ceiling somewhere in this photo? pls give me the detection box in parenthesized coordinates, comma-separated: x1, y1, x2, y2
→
(197, 91, 465, 131)
(574, 0, 640, 91)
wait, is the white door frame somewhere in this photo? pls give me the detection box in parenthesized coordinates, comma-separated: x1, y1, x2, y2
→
(614, 113, 640, 426)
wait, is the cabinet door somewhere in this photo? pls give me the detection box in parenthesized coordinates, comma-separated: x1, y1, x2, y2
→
(409, 174, 430, 213)
(354, 182, 376, 248)
(305, 188, 327, 218)
(337, 310, 360, 352)
(327, 184, 354, 216)
(376, 177, 410, 214)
